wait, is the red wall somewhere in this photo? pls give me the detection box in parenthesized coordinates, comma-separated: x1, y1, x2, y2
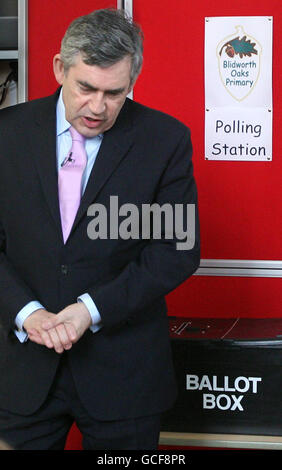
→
(27, 0, 281, 449)
(28, 0, 116, 99)
(131, 0, 282, 320)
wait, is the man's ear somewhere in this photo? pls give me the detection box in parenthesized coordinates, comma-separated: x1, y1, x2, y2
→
(127, 78, 137, 97)
(53, 54, 65, 85)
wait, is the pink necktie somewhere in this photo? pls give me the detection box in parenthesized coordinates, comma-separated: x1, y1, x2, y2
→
(58, 126, 87, 243)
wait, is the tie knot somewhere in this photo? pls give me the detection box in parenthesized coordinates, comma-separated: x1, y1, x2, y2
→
(69, 126, 85, 143)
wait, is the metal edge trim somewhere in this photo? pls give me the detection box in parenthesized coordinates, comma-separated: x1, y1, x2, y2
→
(195, 259, 282, 277)
(17, 0, 28, 103)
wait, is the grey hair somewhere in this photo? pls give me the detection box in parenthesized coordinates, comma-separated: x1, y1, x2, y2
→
(60, 8, 144, 85)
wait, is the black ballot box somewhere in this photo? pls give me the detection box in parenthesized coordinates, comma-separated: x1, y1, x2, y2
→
(161, 317, 282, 436)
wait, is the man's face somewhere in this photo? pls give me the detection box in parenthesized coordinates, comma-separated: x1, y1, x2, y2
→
(53, 53, 133, 138)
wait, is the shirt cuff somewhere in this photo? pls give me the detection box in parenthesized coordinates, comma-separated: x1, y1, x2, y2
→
(14, 300, 45, 343)
(77, 293, 102, 333)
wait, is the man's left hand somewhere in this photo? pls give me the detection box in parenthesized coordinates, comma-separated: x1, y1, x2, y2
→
(40, 302, 92, 353)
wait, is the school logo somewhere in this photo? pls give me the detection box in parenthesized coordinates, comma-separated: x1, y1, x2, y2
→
(217, 25, 261, 101)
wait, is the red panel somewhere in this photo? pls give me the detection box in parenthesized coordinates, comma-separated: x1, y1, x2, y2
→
(132, 0, 281, 322)
(65, 424, 83, 450)
(28, 0, 117, 100)
(133, 0, 282, 261)
(166, 276, 282, 318)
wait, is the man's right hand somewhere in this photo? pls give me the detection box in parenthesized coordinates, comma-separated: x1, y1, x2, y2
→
(23, 309, 73, 354)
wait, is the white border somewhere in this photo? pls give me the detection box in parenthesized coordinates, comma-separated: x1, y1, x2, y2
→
(118, 0, 133, 100)
(18, 0, 28, 102)
(117, 0, 133, 17)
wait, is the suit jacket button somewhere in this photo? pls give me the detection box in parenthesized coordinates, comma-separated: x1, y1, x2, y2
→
(61, 264, 68, 275)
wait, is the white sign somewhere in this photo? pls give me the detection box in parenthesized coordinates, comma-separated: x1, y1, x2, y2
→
(186, 374, 262, 411)
(205, 107, 272, 161)
(205, 16, 273, 161)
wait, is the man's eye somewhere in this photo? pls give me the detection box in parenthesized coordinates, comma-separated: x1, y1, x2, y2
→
(107, 90, 122, 97)
(79, 85, 90, 92)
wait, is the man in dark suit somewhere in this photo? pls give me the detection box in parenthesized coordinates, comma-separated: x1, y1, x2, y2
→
(0, 9, 200, 449)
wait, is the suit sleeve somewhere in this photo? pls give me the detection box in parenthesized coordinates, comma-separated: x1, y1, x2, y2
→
(0, 218, 37, 333)
(87, 127, 200, 329)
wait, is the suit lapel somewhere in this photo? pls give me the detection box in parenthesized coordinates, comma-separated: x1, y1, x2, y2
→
(30, 90, 63, 240)
(72, 99, 134, 235)
(30, 92, 134, 242)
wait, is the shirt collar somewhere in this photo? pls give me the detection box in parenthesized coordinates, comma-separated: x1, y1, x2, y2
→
(56, 88, 70, 137)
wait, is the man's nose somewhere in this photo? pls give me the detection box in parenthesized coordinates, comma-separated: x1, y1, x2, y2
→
(89, 92, 106, 115)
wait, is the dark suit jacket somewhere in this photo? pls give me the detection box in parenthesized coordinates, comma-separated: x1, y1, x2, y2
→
(0, 89, 200, 419)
